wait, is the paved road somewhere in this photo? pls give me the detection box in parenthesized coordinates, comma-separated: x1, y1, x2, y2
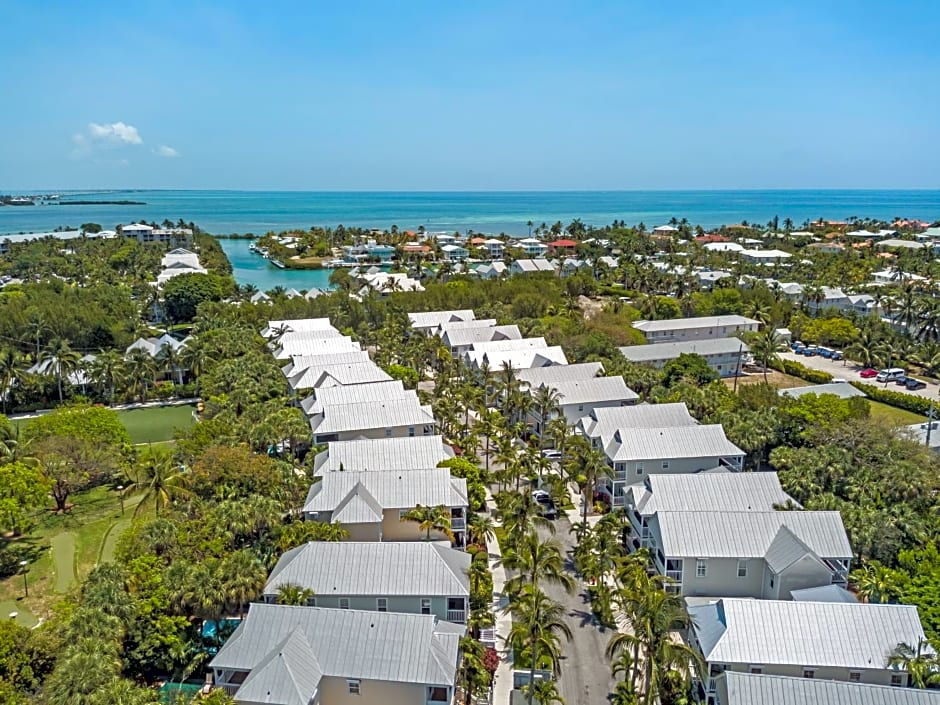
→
(780, 352, 940, 401)
(539, 518, 617, 705)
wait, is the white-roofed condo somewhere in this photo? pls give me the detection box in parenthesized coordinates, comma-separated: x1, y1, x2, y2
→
(209, 603, 462, 705)
(302, 469, 468, 547)
(716, 671, 940, 705)
(648, 509, 852, 598)
(312, 436, 454, 474)
(527, 377, 638, 435)
(263, 542, 470, 623)
(620, 338, 749, 378)
(632, 315, 759, 343)
(688, 598, 929, 703)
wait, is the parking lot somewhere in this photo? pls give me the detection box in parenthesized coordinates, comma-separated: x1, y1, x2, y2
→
(779, 351, 940, 401)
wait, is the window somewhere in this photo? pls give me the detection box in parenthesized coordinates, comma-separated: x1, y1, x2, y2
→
(339, 598, 350, 609)
(427, 686, 449, 703)
(307, 596, 316, 607)
(848, 672, 861, 683)
(661, 461, 670, 470)
(578, 404, 584, 412)
(749, 666, 763, 675)
(421, 598, 432, 615)
(891, 674, 904, 687)
(737, 560, 747, 578)
(802, 669, 815, 679)
(347, 679, 361, 695)
(376, 598, 388, 612)
(636, 463, 644, 475)
(696, 559, 707, 578)
(385, 428, 393, 437)
(408, 426, 415, 437)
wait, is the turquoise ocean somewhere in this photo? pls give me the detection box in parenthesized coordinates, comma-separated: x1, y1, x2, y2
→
(1, 189, 938, 289)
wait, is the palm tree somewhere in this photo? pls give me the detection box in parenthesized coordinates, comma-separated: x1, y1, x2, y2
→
(467, 512, 495, 547)
(497, 491, 554, 545)
(88, 350, 125, 404)
(522, 679, 566, 705)
(888, 639, 940, 689)
(532, 384, 562, 445)
(401, 504, 455, 542)
(41, 338, 82, 402)
(222, 549, 268, 616)
(276, 583, 314, 605)
(502, 531, 575, 597)
(156, 343, 185, 385)
(132, 447, 190, 515)
(848, 327, 882, 369)
(0, 347, 25, 413)
(748, 329, 782, 382)
(850, 561, 902, 603)
(506, 586, 572, 705)
(123, 348, 158, 401)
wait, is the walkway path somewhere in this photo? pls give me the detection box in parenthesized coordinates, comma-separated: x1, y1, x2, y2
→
(50, 532, 76, 593)
(484, 489, 514, 705)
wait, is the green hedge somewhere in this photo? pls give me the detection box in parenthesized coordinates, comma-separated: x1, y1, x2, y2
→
(769, 357, 833, 384)
(851, 382, 934, 415)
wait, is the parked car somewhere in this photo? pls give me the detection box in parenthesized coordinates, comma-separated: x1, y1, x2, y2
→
(876, 368, 906, 383)
(906, 378, 927, 391)
(532, 491, 557, 519)
(895, 375, 912, 386)
(859, 368, 879, 378)
(540, 449, 563, 461)
(831, 350, 844, 360)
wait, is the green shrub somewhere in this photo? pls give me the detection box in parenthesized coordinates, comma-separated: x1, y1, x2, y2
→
(769, 358, 832, 384)
(851, 382, 933, 415)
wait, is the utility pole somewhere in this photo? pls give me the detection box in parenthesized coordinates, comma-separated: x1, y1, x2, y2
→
(927, 402, 936, 448)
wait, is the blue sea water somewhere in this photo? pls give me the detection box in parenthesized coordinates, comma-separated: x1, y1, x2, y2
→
(2, 189, 938, 288)
(221, 238, 335, 291)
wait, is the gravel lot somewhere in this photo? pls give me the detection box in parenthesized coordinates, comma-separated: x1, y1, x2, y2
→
(779, 352, 940, 401)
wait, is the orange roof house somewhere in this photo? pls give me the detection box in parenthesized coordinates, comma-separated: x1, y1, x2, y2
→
(548, 239, 578, 252)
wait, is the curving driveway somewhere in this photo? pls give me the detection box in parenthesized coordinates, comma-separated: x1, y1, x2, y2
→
(779, 352, 940, 402)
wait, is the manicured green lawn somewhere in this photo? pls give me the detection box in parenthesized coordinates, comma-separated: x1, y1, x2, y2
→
(118, 404, 195, 444)
(867, 400, 927, 426)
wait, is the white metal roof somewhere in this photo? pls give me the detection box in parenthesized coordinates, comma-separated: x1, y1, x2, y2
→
(443, 324, 522, 348)
(537, 376, 638, 406)
(620, 337, 748, 362)
(264, 542, 469, 598)
(652, 509, 851, 560)
(780, 382, 867, 400)
(629, 472, 793, 517)
(604, 424, 743, 462)
(633, 315, 759, 334)
(274, 337, 362, 359)
(465, 347, 568, 371)
(579, 402, 697, 439)
(309, 398, 435, 435)
(720, 672, 940, 705)
(690, 598, 926, 669)
(262, 318, 336, 338)
(790, 584, 858, 603)
(512, 258, 555, 272)
(304, 380, 411, 413)
(517, 362, 604, 386)
(408, 310, 475, 330)
(470, 337, 548, 353)
(313, 436, 454, 474)
(303, 469, 468, 514)
(281, 350, 372, 378)
(291, 361, 391, 392)
(210, 603, 462, 692)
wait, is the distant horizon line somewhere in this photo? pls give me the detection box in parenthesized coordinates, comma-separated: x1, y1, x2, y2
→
(4, 187, 940, 194)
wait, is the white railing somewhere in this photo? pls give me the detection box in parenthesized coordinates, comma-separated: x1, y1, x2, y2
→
(446, 610, 467, 623)
(451, 517, 466, 530)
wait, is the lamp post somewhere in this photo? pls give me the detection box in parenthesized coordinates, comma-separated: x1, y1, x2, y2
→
(18, 560, 28, 598)
(116, 485, 125, 515)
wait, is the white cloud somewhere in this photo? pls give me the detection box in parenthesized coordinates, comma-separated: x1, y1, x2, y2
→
(88, 121, 142, 145)
(154, 145, 180, 158)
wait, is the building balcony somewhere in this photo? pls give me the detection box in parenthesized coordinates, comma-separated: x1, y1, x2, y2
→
(446, 610, 467, 623)
(450, 517, 466, 531)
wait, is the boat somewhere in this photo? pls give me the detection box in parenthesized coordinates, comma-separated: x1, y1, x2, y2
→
(270, 259, 286, 269)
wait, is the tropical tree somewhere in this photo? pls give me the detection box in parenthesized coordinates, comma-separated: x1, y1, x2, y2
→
(748, 329, 783, 382)
(41, 337, 82, 402)
(888, 639, 940, 689)
(131, 447, 190, 515)
(275, 583, 315, 605)
(506, 586, 572, 705)
(0, 347, 25, 414)
(501, 531, 575, 597)
(156, 343, 185, 385)
(88, 350, 125, 404)
(401, 504, 455, 542)
(532, 385, 562, 446)
(850, 561, 903, 603)
(124, 348, 158, 401)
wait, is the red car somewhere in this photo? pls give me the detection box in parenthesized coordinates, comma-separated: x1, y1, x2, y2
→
(859, 368, 878, 378)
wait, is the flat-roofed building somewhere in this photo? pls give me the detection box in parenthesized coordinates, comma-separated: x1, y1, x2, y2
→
(620, 338, 749, 378)
(633, 315, 759, 343)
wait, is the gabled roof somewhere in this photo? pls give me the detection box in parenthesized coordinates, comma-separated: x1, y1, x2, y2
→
(332, 483, 384, 524)
(291, 362, 391, 393)
(443, 324, 522, 348)
(790, 584, 858, 603)
(579, 402, 697, 439)
(720, 672, 940, 705)
(620, 337, 748, 362)
(652, 510, 851, 560)
(517, 362, 604, 386)
(633, 315, 759, 333)
(211, 603, 462, 695)
(466, 347, 568, 371)
(308, 399, 436, 435)
(470, 337, 548, 353)
(689, 598, 927, 669)
(313, 436, 454, 474)
(627, 472, 793, 517)
(604, 424, 743, 462)
(408, 310, 475, 330)
(303, 469, 468, 514)
(265, 542, 470, 597)
(304, 380, 411, 414)
(512, 258, 555, 272)
(537, 377, 638, 406)
(234, 628, 322, 705)
(281, 350, 372, 378)
(781, 382, 867, 400)
(273, 336, 361, 359)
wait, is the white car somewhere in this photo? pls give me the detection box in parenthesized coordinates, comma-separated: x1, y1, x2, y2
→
(541, 449, 563, 461)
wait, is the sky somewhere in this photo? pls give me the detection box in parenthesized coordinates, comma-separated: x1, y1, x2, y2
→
(1, 0, 939, 191)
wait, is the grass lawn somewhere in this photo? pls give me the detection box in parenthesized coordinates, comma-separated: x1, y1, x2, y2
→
(117, 404, 195, 444)
(724, 371, 808, 390)
(867, 400, 927, 426)
(0, 486, 151, 620)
